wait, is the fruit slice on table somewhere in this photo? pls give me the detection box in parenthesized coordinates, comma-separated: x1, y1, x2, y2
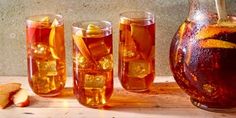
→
(0, 83, 21, 109)
(0, 83, 21, 94)
(13, 89, 30, 107)
(199, 39, 236, 48)
(196, 24, 236, 40)
(73, 33, 94, 63)
(131, 24, 152, 59)
(49, 18, 60, 59)
(0, 93, 10, 109)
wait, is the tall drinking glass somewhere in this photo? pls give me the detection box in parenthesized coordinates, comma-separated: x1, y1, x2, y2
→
(26, 14, 66, 97)
(72, 20, 113, 108)
(119, 11, 155, 92)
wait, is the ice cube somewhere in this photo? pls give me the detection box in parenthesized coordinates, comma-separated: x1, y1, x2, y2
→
(131, 24, 152, 59)
(119, 43, 139, 61)
(122, 49, 135, 57)
(84, 74, 106, 88)
(36, 60, 58, 76)
(84, 87, 106, 105)
(98, 54, 113, 70)
(73, 53, 92, 68)
(33, 44, 50, 58)
(32, 75, 51, 94)
(128, 60, 151, 78)
(32, 75, 60, 93)
(88, 40, 110, 59)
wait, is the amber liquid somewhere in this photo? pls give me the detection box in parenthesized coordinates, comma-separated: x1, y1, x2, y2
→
(119, 21, 155, 92)
(73, 34, 113, 108)
(170, 19, 236, 109)
(26, 21, 66, 96)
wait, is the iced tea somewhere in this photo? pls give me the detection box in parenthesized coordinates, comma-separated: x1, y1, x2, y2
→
(72, 21, 113, 108)
(26, 14, 66, 97)
(170, 16, 236, 109)
(119, 11, 155, 92)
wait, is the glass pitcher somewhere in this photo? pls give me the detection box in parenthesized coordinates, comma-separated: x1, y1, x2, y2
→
(169, 0, 236, 111)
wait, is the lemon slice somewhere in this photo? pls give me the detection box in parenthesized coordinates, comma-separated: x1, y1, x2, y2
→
(72, 34, 93, 62)
(199, 39, 236, 48)
(49, 19, 60, 59)
(86, 24, 103, 36)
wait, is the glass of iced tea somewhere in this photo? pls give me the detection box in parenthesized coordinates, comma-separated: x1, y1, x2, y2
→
(72, 20, 113, 108)
(26, 14, 66, 97)
(119, 11, 155, 92)
(170, 0, 236, 111)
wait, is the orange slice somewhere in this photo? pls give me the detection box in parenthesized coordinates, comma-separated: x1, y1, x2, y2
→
(72, 34, 93, 62)
(199, 39, 236, 48)
(49, 19, 60, 59)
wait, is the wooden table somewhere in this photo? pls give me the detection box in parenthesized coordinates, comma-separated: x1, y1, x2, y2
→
(0, 76, 236, 118)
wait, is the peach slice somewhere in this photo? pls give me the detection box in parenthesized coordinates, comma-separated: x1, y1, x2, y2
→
(131, 24, 152, 59)
(0, 83, 21, 94)
(73, 34, 94, 62)
(13, 89, 30, 107)
(0, 83, 21, 109)
(40, 16, 50, 22)
(86, 24, 103, 36)
(199, 39, 236, 49)
(0, 93, 10, 109)
(49, 18, 60, 59)
(196, 24, 236, 40)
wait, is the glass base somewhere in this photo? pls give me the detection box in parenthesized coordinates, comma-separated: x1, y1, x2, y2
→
(126, 88, 149, 93)
(78, 99, 107, 109)
(36, 91, 61, 97)
(190, 98, 236, 112)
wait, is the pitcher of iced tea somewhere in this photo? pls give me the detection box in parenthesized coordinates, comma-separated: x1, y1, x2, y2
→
(170, 0, 236, 111)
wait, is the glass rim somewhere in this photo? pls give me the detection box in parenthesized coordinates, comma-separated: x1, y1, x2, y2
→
(72, 20, 112, 32)
(26, 14, 63, 24)
(120, 11, 155, 21)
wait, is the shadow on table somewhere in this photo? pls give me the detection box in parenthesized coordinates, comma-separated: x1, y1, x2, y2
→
(105, 82, 236, 115)
(28, 87, 75, 108)
(107, 82, 188, 107)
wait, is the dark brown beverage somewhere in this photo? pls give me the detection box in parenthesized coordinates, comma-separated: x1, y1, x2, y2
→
(119, 11, 155, 92)
(170, 17, 236, 109)
(72, 22, 113, 108)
